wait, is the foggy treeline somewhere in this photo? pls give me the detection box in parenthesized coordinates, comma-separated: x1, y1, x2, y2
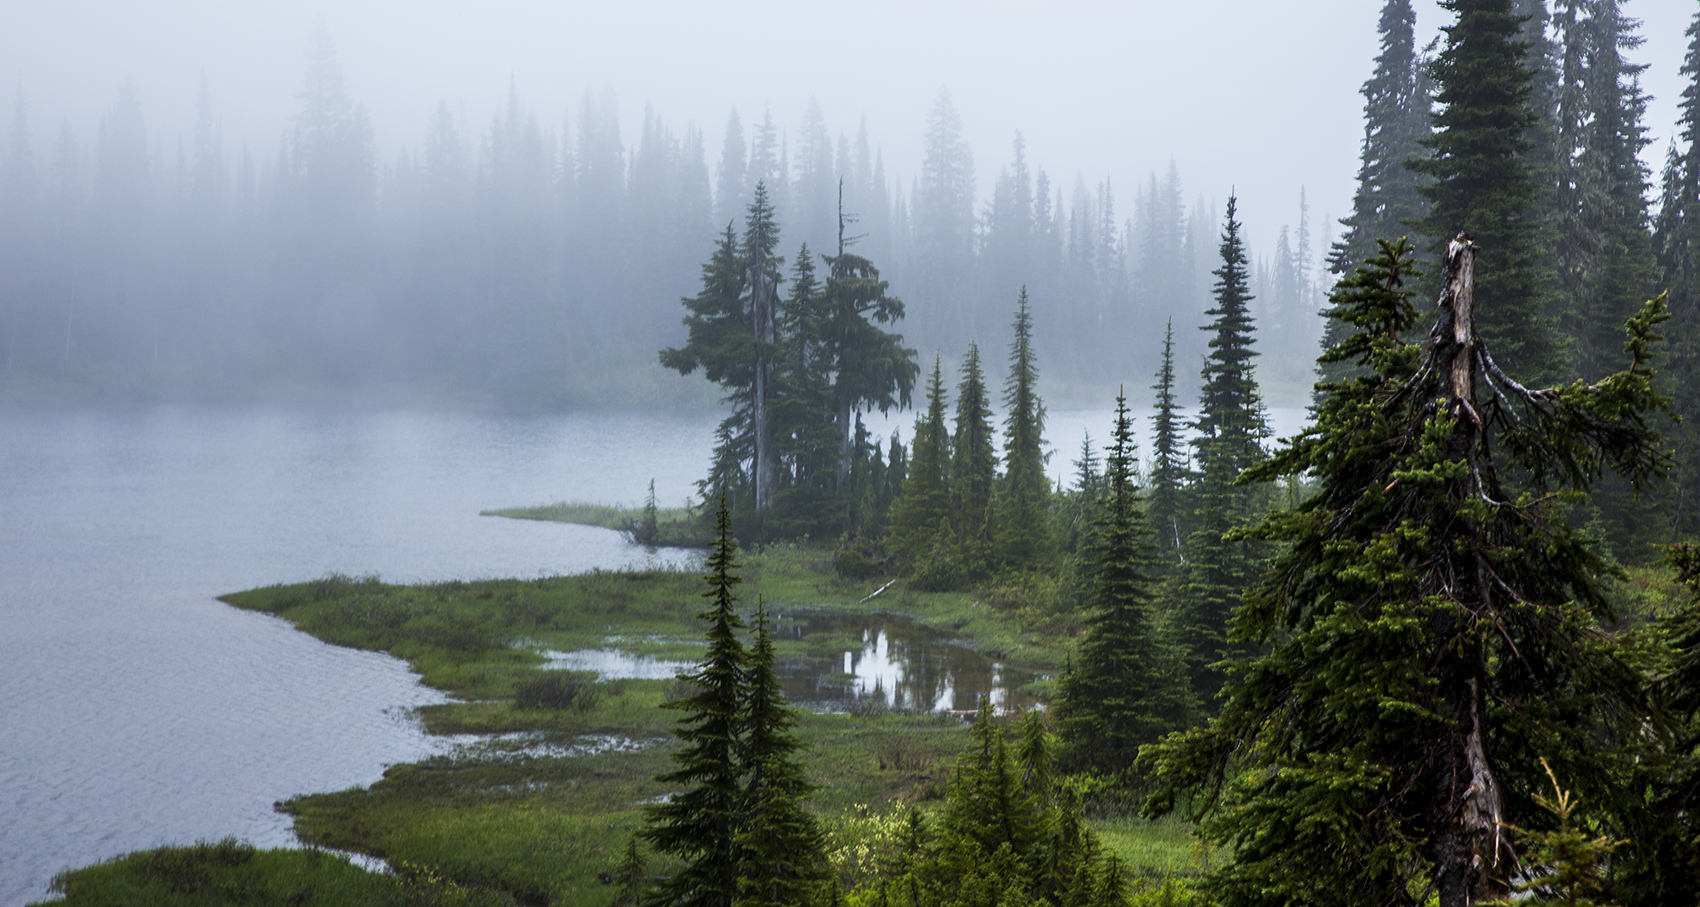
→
(0, 25, 1330, 409)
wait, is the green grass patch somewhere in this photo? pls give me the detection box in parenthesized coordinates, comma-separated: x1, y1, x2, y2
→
(482, 500, 705, 547)
(35, 838, 510, 907)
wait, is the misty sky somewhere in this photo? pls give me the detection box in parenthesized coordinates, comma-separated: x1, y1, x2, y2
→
(2, 0, 1691, 253)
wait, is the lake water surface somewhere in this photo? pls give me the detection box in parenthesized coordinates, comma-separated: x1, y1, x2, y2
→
(0, 403, 1307, 905)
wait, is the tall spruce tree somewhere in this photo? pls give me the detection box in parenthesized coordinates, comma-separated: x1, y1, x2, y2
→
(819, 239, 918, 490)
(888, 355, 952, 563)
(1147, 320, 1187, 571)
(663, 224, 755, 508)
(644, 498, 750, 907)
(1321, 0, 1432, 388)
(735, 603, 826, 907)
(997, 287, 1051, 568)
(770, 246, 839, 536)
(1143, 237, 1670, 907)
(745, 183, 784, 512)
(1412, 0, 1562, 383)
(950, 342, 997, 552)
(1176, 197, 1269, 703)
(1657, 9, 1700, 537)
(1055, 392, 1193, 780)
(1554, 0, 1657, 381)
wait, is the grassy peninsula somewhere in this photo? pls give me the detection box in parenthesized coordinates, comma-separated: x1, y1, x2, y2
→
(41, 547, 1197, 906)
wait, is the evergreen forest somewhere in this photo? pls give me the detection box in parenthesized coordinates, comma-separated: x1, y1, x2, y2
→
(33, 2, 1700, 907)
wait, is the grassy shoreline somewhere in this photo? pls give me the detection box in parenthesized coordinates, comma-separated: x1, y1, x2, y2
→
(41, 548, 1199, 906)
(481, 500, 707, 548)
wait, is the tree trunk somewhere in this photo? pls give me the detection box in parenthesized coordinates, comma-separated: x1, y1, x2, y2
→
(751, 251, 777, 512)
(1427, 234, 1511, 907)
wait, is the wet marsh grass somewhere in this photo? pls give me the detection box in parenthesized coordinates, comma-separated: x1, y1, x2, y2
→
(151, 548, 1196, 904)
(482, 500, 705, 547)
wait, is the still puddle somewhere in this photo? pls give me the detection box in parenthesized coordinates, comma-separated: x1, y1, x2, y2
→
(540, 611, 1040, 714)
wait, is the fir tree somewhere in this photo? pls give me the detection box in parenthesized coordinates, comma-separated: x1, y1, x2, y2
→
(1143, 237, 1670, 907)
(820, 241, 919, 491)
(1321, 0, 1432, 389)
(1659, 9, 1700, 538)
(1176, 196, 1268, 702)
(643, 498, 749, 907)
(997, 288, 1051, 568)
(1412, 0, 1562, 383)
(662, 224, 755, 509)
(1055, 392, 1193, 780)
(1147, 320, 1187, 571)
(735, 603, 826, 907)
(888, 355, 952, 563)
(610, 836, 648, 907)
(770, 246, 839, 536)
(950, 342, 997, 551)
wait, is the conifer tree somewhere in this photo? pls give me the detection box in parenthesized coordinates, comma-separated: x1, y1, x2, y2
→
(1412, 0, 1562, 383)
(736, 603, 826, 907)
(1658, 9, 1700, 538)
(950, 342, 997, 553)
(1175, 197, 1268, 702)
(1055, 392, 1193, 780)
(1142, 237, 1670, 907)
(770, 246, 839, 534)
(644, 498, 749, 907)
(888, 355, 952, 564)
(1320, 0, 1432, 387)
(997, 288, 1051, 568)
(610, 836, 648, 907)
(1147, 320, 1187, 571)
(1554, 0, 1657, 381)
(745, 183, 784, 512)
(820, 239, 918, 490)
(663, 224, 755, 509)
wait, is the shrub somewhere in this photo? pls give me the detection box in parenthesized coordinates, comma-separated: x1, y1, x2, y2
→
(514, 671, 601, 711)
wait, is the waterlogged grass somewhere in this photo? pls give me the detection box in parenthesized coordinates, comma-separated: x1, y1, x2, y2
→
(482, 500, 706, 547)
(123, 548, 1201, 904)
(35, 838, 508, 907)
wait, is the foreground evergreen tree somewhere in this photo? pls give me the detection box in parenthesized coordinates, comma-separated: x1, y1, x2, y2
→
(997, 288, 1051, 568)
(735, 604, 826, 907)
(1175, 197, 1269, 702)
(643, 500, 749, 907)
(1412, 0, 1562, 383)
(1143, 237, 1670, 907)
(1055, 392, 1193, 779)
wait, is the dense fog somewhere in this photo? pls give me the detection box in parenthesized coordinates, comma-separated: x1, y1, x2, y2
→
(0, 0, 1688, 408)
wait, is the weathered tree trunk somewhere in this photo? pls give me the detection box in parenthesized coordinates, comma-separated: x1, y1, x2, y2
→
(1427, 234, 1511, 907)
(751, 253, 776, 512)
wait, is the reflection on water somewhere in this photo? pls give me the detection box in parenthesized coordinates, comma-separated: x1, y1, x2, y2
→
(547, 611, 1039, 714)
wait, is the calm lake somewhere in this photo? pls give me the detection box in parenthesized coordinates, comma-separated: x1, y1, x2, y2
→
(0, 403, 1307, 905)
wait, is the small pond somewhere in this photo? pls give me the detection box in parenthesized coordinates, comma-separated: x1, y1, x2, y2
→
(545, 610, 1042, 714)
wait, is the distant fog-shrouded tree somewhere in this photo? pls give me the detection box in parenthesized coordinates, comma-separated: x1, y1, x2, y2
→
(715, 108, 747, 232)
(1658, 9, 1700, 538)
(1412, 0, 1562, 383)
(1056, 391, 1193, 780)
(997, 288, 1051, 569)
(913, 89, 976, 343)
(1176, 196, 1269, 704)
(1144, 236, 1669, 907)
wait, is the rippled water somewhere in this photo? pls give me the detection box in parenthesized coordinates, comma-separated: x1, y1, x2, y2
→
(0, 407, 712, 907)
(0, 403, 1308, 905)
